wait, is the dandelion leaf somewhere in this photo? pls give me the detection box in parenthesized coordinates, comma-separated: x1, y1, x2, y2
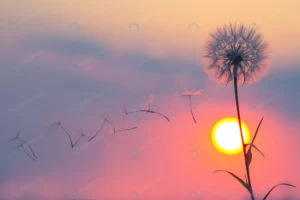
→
(263, 183, 296, 200)
(213, 170, 251, 193)
(246, 148, 253, 167)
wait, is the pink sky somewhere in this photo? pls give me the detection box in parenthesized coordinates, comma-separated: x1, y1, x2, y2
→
(0, 0, 299, 199)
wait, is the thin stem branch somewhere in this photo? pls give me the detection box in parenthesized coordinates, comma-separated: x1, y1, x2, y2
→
(233, 66, 255, 200)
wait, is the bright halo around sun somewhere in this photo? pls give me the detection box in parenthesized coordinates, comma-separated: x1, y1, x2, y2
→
(212, 118, 251, 155)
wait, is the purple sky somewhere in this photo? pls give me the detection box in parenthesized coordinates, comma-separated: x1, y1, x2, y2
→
(0, 0, 300, 199)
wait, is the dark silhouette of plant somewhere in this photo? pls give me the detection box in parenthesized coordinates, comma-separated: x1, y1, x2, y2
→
(203, 23, 295, 200)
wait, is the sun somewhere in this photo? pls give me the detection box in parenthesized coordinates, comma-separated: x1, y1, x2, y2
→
(212, 118, 251, 155)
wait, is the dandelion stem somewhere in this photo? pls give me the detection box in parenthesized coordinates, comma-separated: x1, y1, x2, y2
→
(233, 65, 255, 200)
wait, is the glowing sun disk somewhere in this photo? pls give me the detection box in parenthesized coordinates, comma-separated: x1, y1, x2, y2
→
(212, 118, 251, 155)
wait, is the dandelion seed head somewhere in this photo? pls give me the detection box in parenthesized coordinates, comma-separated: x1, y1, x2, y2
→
(203, 23, 270, 85)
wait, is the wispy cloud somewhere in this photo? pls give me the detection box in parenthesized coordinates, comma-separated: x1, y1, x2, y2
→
(9, 92, 44, 114)
(22, 35, 111, 56)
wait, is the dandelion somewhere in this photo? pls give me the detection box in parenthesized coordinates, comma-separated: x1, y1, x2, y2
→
(203, 23, 295, 200)
(204, 23, 269, 85)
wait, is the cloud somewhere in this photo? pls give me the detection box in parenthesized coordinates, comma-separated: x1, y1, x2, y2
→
(22, 35, 111, 57)
(138, 59, 197, 75)
(244, 66, 300, 119)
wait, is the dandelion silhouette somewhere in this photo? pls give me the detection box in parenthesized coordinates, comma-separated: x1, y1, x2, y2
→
(204, 23, 295, 200)
(181, 88, 204, 124)
(204, 23, 270, 85)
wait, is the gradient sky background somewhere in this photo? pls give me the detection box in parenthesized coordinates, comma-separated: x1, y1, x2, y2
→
(0, 0, 300, 199)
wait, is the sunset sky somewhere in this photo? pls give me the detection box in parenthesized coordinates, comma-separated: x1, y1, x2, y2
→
(0, 0, 300, 199)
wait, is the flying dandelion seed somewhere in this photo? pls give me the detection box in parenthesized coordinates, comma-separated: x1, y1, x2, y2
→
(4, 131, 38, 161)
(181, 88, 204, 123)
(47, 121, 85, 148)
(11, 142, 37, 161)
